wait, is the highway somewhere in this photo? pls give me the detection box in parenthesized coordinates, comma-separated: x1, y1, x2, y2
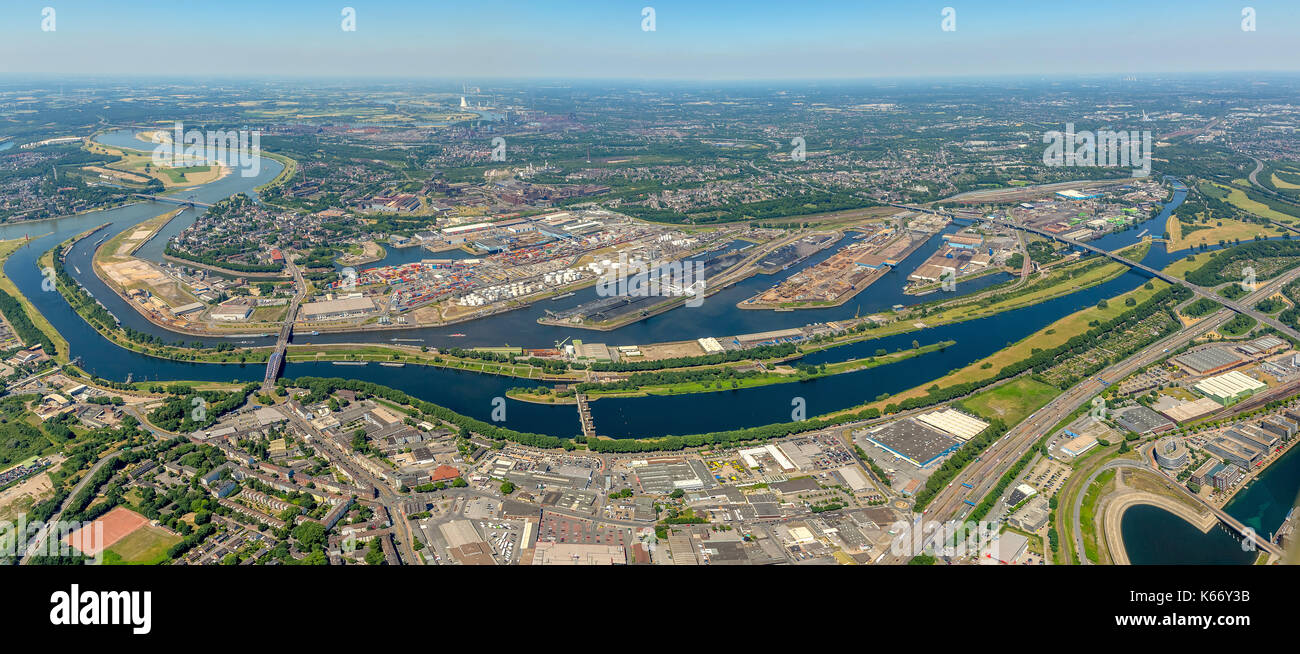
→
(988, 217, 1300, 341)
(891, 199, 1300, 341)
(885, 262, 1300, 563)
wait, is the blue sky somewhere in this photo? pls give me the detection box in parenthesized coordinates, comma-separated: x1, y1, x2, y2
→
(3, 1, 1299, 79)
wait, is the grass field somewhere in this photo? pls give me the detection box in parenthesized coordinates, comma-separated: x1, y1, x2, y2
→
(1162, 252, 1204, 280)
(101, 524, 180, 565)
(1164, 213, 1284, 252)
(1214, 182, 1298, 223)
(1078, 468, 1116, 564)
(1272, 173, 1300, 190)
(962, 377, 1059, 425)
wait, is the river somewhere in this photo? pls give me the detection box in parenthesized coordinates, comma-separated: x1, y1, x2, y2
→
(3, 133, 1197, 438)
(11, 131, 1296, 561)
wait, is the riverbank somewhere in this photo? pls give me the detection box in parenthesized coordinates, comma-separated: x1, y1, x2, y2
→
(44, 233, 273, 365)
(509, 339, 956, 404)
(0, 235, 69, 362)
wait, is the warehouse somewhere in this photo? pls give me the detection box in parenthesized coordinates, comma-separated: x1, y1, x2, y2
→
(835, 466, 872, 493)
(1158, 397, 1221, 423)
(737, 444, 796, 472)
(1173, 347, 1244, 375)
(633, 460, 712, 494)
(1114, 405, 1174, 435)
(1194, 370, 1267, 406)
(1061, 433, 1098, 457)
(300, 296, 377, 321)
(1237, 335, 1286, 356)
(210, 301, 252, 321)
(863, 419, 961, 468)
(915, 408, 989, 442)
(172, 301, 205, 317)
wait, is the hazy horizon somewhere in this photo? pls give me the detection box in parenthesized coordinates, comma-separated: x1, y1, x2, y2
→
(4, 1, 1300, 80)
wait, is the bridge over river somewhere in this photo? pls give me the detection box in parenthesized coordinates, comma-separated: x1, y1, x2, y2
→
(133, 193, 214, 209)
(891, 202, 1300, 342)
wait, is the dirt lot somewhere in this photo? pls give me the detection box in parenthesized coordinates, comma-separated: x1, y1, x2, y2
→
(0, 471, 56, 522)
(636, 340, 707, 360)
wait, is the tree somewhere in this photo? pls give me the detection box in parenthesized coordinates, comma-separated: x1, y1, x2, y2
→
(500, 481, 516, 495)
(293, 521, 326, 550)
(365, 538, 385, 565)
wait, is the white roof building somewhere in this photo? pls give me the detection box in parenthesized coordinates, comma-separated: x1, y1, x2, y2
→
(916, 409, 989, 441)
(1194, 370, 1266, 403)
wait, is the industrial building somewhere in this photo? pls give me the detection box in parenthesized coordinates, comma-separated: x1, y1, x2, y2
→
(915, 408, 990, 442)
(632, 459, 714, 494)
(1061, 433, 1098, 457)
(1174, 347, 1244, 375)
(210, 301, 253, 321)
(300, 295, 377, 321)
(530, 542, 626, 565)
(1115, 405, 1174, 435)
(736, 444, 796, 472)
(1158, 397, 1221, 423)
(1193, 370, 1267, 406)
(862, 419, 961, 468)
(1238, 335, 1286, 356)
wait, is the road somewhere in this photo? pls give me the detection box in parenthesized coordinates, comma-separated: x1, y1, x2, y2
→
(1070, 459, 1147, 565)
(999, 218, 1300, 341)
(279, 405, 423, 564)
(891, 199, 1300, 341)
(18, 447, 126, 564)
(263, 259, 305, 390)
(891, 264, 1300, 563)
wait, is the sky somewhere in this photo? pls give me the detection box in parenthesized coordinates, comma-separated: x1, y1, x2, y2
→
(3, 1, 1300, 80)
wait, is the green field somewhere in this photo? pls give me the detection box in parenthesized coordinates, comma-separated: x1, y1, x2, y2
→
(1078, 468, 1116, 564)
(962, 377, 1060, 425)
(102, 525, 180, 565)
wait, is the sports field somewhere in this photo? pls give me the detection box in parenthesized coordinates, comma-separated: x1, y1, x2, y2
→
(102, 524, 180, 565)
(65, 505, 149, 556)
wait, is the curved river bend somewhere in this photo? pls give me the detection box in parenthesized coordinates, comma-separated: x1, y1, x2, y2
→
(9, 135, 1295, 561)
